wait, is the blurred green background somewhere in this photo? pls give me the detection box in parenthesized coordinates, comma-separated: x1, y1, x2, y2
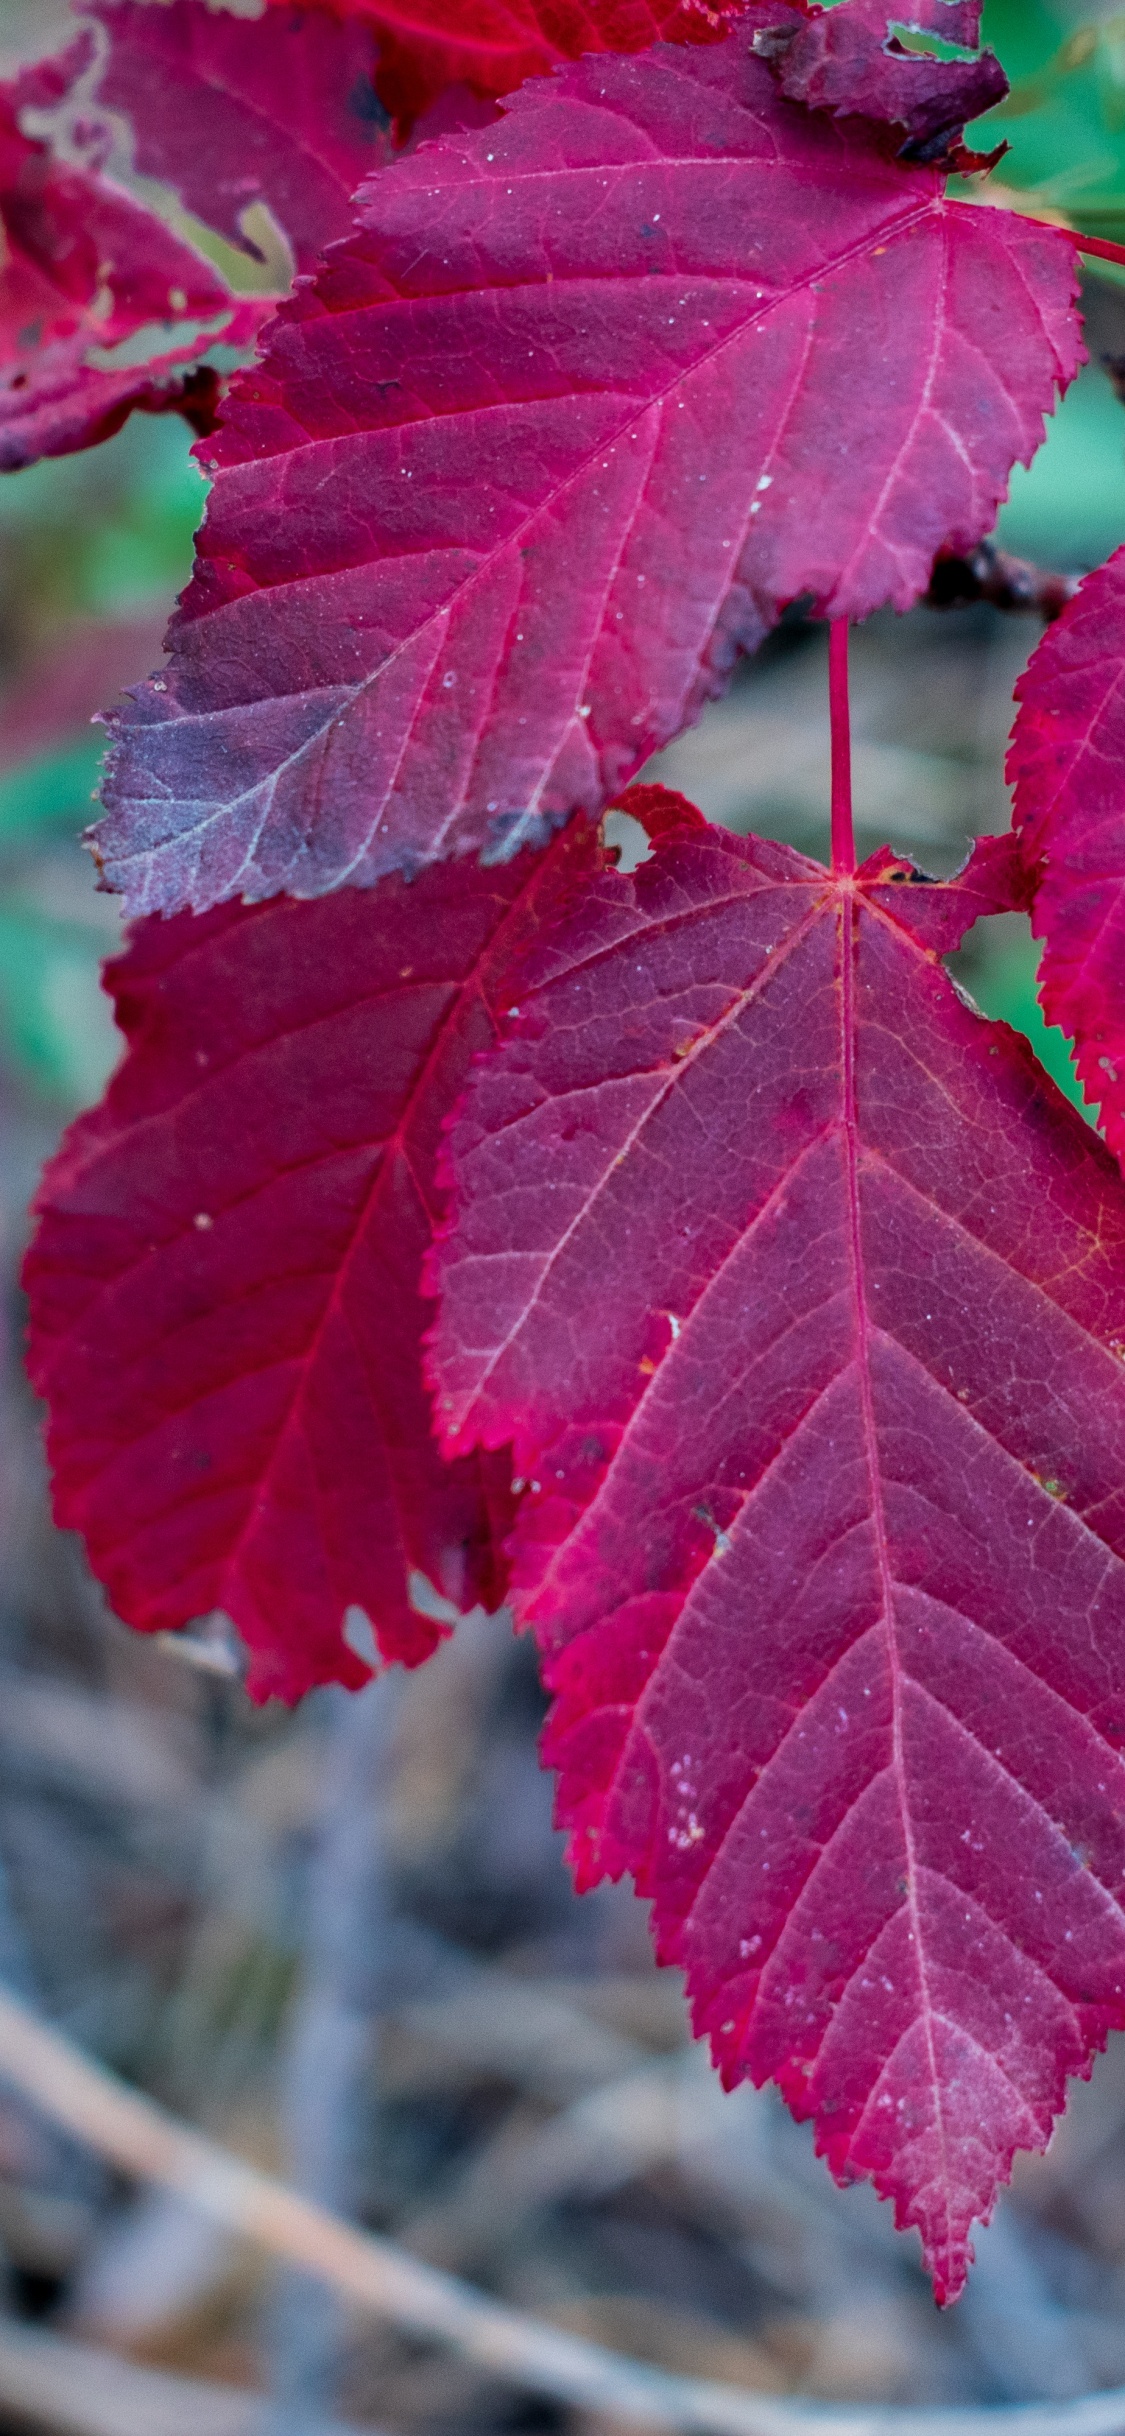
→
(982, 0, 1125, 570)
(0, 419, 207, 1109)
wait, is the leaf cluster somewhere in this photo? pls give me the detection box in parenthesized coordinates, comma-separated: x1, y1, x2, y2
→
(6, 0, 1125, 2303)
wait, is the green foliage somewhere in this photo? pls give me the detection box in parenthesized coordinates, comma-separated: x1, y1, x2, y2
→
(0, 418, 202, 1105)
(0, 415, 206, 632)
(0, 890, 120, 1106)
(981, 0, 1125, 239)
(997, 357, 1125, 570)
(957, 917, 1091, 1114)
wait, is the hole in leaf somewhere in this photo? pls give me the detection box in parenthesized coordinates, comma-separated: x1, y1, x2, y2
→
(949, 907, 1093, 1119)
(602, 808, 654, 872)
(343, 1604, 379, 1668)
(889, 21, 981, 64)
(407, 1570, 464, 1626)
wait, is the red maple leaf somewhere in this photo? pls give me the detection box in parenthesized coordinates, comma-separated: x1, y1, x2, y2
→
(1009, 545, 1125, 1168)
(92, 21, 1080, 916)
(1, 0, 386, 470)
(761, 0, 1008, 164)
(21, 847, 606, 1699)
(428, 784, 1125, 2302)
(266, 0, 748, 127)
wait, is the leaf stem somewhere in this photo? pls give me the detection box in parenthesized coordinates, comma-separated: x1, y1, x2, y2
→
(1068, 231, 1125, 269)
(829, 619, 855, 876)
(1015, 215, 1125, 271)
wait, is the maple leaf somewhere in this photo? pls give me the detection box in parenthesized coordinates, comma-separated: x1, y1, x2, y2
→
(760, 0, 1008, 165)
(1009, 544, 1125, 1168)
(0, 0, 386, 471)
(428, 789, 1125, 2302)
(19, 843, 615, 1700)
(92, 22, 1080, 918)
(265, 0, 747, 128)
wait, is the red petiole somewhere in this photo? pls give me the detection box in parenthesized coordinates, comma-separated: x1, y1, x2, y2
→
(829, 620, 856, 876)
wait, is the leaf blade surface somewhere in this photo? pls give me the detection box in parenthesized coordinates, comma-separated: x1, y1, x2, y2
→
(429, 802, 1125, 2299)
(1010, 544, 1125, 1166)
(93, 24, 1080, 916)
(266, 0, 746, 124)
(18, 847, 610, 1698)
(0, 66, 239, 472)
(766, 0, 1008, 158)
(85, 0, 388, 273)
(0, 1, 386, 470)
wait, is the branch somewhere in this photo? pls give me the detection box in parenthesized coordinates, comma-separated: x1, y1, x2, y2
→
(0, 2317, 367, 2436)
(926, 542, 1081, 621)
(271, 1674, 402, 2422)
(3, 1991, 1125, 2435)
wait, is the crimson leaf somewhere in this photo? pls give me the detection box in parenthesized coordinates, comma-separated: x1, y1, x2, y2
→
(428, 791, 1125, 2302)
(265, 0, 747, 127)
(84, 0, 388, 271)
(19, 845, 618, 1699)
(92, 22, 1080, 917)
(1009, 545, 1125, 1169)
(1, 0, 385, 471)
(0, 71, 249, 472)
(763, 1, 1008, 164)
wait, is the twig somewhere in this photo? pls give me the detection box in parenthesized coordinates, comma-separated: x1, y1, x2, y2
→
(271, 1675, 402, 2429)
(400, 2056, 688, 2272)
(0, 1672, 199, 1812)
(925, 543, 1080, 622)
(3, 1991, 1125, 2434)
(0, 2318, 369, 2436)
(388, 1969, 645, 2102)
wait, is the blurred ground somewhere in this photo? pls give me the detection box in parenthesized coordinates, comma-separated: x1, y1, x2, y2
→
(4, 2, 1125, 2430)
